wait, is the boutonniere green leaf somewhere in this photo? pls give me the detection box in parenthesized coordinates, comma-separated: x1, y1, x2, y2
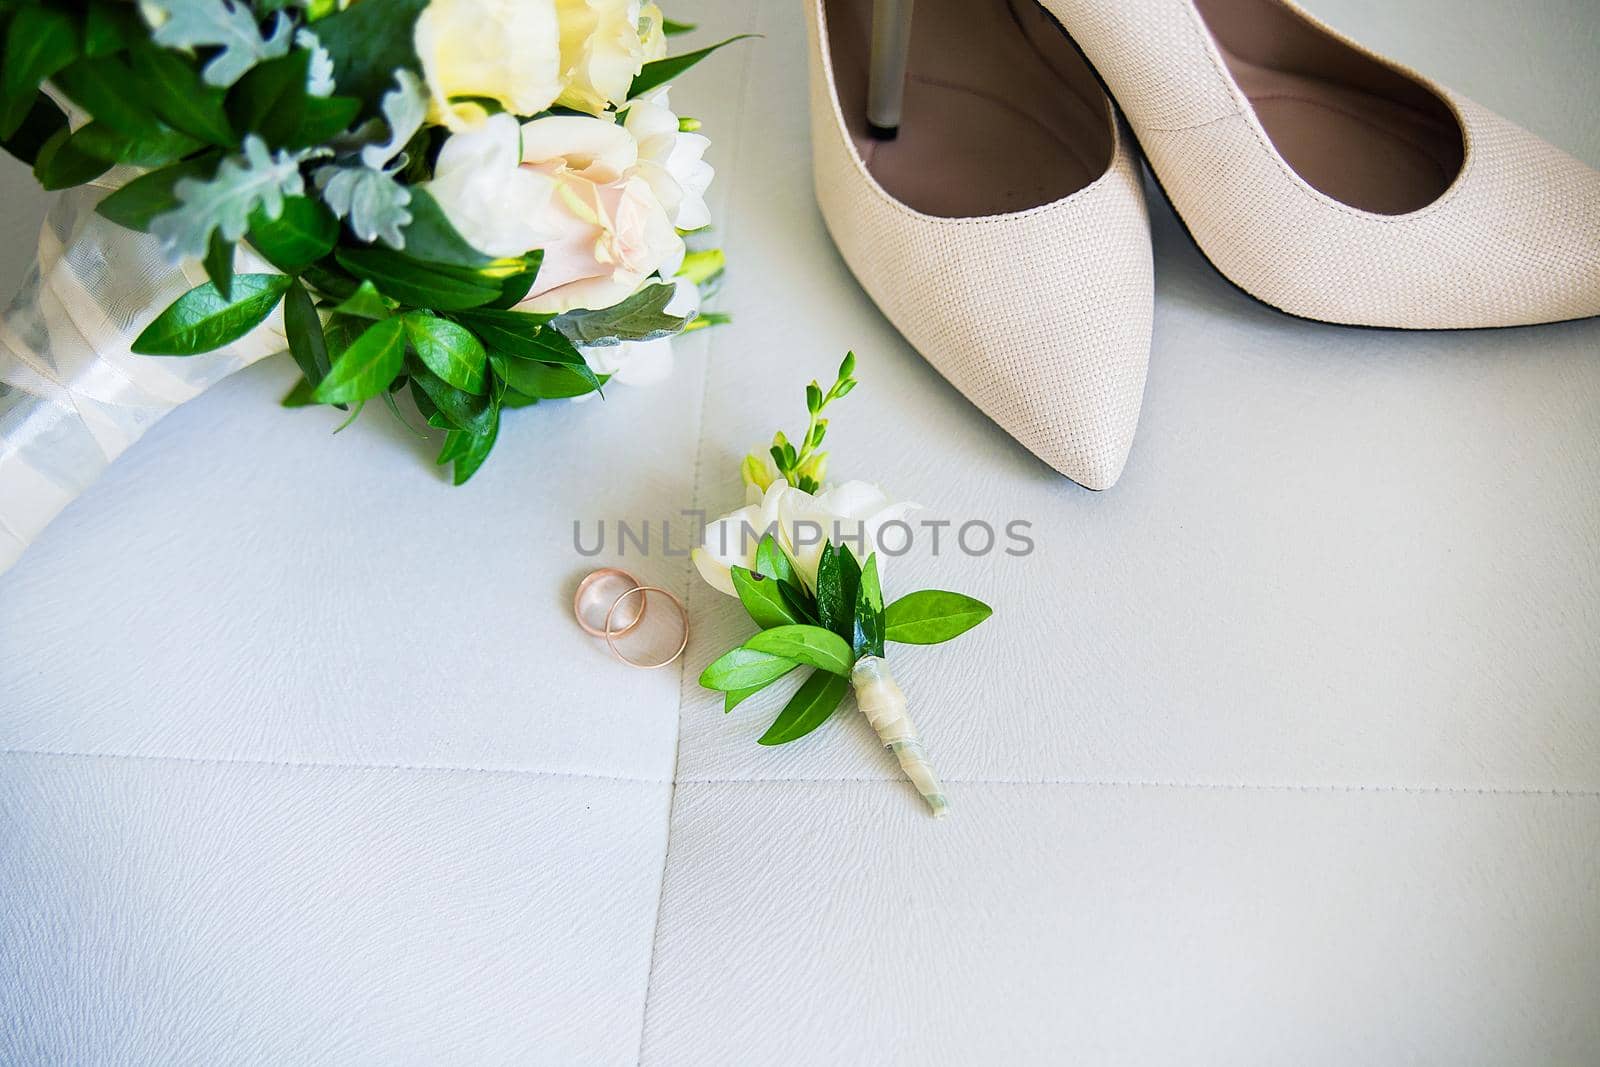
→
(695, 358, 994, 817)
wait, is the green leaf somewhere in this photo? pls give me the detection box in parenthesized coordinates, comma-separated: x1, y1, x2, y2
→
(699, 647, 798, 692)
(331, 279, 392, 320)
(551, 282, 686, 346)
(1, 94, 68, 168)
(97, 156, 221, 231)
(446, 406, 499, 485)
(883, 590, 993, 645)
(489, 254, 543, 309)
(410, 364, 493, 434)
(853, 554, 885, 658)
(662, 19, 696, 35)
(815, 541, 861, 643)
(203, 231, 235, 301)
(226, 49, 309, 149)
(289, 94, 361, 147)
(744, 624, 854, 677)
(313, 316, 406, 404)
(53, 55, 163, 140)
(449, 307, 550, 351)
(246, 195, 339, 274)
(1, 7, 78, 139)
(312, 0, 430, 109)
(282, 276, 331, 387)
(755, 533, 796, 586)
(757, 669, 851, 746)
(398, 188, 495, 269)
(499, 389, 539, 410)
(458, 310, 600, 389)
(489, 353, 601, 400)
(405, 311, 486, 393)
(131, 274, 292, 356)
(731, 566, 803, 630)
(630, 35, 757, 100)
(33, 125, 110, 190)
(301, 264, 360, 301)
(281, 376, 318, 407)
(335, 247, 500, 310)
(72, 121, 203, 167)
(128, 44, 237, 146)
(84, 2, 141, 58)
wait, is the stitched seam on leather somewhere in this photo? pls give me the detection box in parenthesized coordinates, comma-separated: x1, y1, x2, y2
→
(0, 747, 671, 784)
(671, 777, 1600, 797)
(4, 750, 1592, 797)
(632, 7, 765, 1060)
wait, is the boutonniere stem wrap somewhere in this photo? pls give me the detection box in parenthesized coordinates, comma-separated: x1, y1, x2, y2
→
(693, 355, 992, 816)
(851, 655, 948, 816)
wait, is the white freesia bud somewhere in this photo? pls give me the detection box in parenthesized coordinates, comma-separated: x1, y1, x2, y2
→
(691, 480, 920, 597)
(624, 86, 714, 231)
(415, 0, 563, 130)
(423, 114, 558, 258)
(555, 0, 668, 116)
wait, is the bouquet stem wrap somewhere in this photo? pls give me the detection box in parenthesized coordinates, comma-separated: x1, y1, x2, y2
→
(0, 182, 284, 576)
(850, 655, 950, 817)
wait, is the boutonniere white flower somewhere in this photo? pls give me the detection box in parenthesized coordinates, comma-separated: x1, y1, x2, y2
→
(693, 355, 993, 817)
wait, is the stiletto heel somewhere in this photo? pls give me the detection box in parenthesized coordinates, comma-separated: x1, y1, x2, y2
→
(866, 0, 914, 139)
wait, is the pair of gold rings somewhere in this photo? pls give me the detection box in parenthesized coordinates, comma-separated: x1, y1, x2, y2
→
(572, 567, 689, 669)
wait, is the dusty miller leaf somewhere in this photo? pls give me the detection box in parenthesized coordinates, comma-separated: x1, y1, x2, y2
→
(312, 69, 425, 250)
(145, 0, 294, 88)
(360, 68, 426, 170)
(151, 134, 307, 259)
(296, 29, 335, 97)
(316, 165, 412, 248)
(552, 283, 687, 347)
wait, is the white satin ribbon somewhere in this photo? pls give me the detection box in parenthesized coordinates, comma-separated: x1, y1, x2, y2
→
(0, 184, 286, 576)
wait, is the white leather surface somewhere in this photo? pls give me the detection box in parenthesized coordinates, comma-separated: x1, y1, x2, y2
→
(2, 0, 1597, 1062)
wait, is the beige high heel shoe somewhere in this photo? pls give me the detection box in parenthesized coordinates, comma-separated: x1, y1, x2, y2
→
(806, 0, 1154, 490)
(1038, 0, 1600, 329)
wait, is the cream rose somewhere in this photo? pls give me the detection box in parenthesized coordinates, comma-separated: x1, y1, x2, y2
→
(692, 481, 921, 597)
(555, 0, 667, 116)
(422, 114, 558, 258)
(623, 86, 713, 231)
(515, 114, 685, 314)
(415, 0, 563, 130)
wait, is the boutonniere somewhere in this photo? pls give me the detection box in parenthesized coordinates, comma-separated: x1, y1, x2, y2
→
(692, 354, 992, 816)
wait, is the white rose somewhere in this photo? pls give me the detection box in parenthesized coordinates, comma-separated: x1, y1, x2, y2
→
(422, 114, 557, 258)
(575, 278, 699, 394)
(692, 480, 921, 598)
(415, 0, 563, 130)
(555, 0, 667, 116)
(623, 86, 713, 230)
(516, 114, 685, 314)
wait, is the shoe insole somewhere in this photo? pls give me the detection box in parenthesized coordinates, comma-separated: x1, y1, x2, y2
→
(825, 0, 1113, 218)
(1194, 0, 1465, 216)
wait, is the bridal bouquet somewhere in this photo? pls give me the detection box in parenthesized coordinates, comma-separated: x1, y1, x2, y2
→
(693, 356, 993, 816)
(0, 0, 738, 572)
